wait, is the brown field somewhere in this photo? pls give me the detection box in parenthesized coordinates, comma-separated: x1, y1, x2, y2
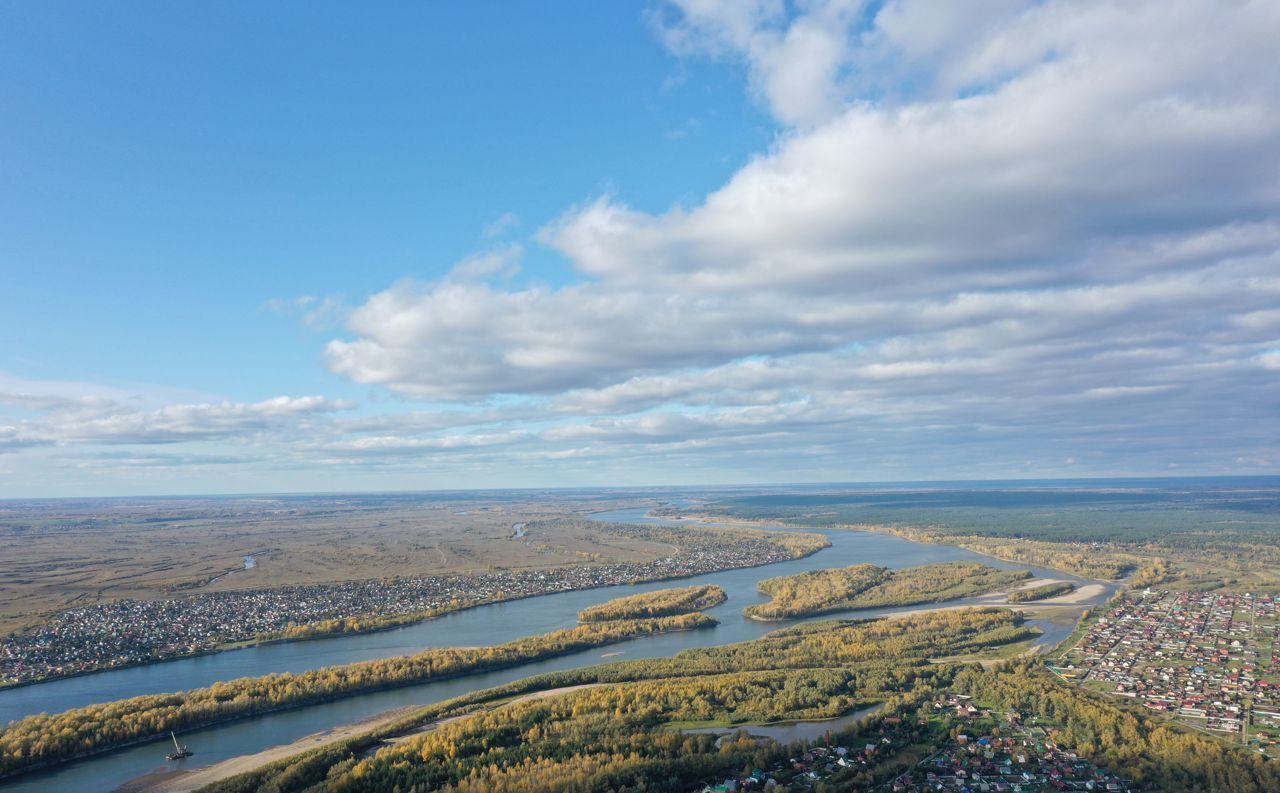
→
(0, 493, 669, 633)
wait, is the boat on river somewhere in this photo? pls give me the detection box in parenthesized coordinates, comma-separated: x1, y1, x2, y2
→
(166, 731, 193, 761)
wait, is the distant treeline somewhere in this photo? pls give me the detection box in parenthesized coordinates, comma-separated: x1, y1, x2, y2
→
(680, 492, 1280, 590)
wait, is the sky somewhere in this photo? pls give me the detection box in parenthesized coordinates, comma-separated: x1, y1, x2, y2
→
(1, 0, 1278, 497)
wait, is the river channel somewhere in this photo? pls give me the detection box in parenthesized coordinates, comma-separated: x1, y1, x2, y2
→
(0, 507, 1117, 793)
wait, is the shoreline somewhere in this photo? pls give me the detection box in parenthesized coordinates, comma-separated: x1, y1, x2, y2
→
(124, 684, 607, 793)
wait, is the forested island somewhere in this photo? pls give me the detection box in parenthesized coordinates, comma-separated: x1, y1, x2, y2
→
(578, 585, 727, 622)
(744, 561, 1031, 620)
(1006, 581, 1076, 603)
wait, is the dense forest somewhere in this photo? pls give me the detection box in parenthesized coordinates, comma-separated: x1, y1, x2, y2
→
(578, 585, 727, 622)
(0, 614, 713, 777)
(1006, 581, 1075, 603)
(679, 489, 1280, 589)
(697, 487, 1280, 543)
(745, 561, 1030, 619)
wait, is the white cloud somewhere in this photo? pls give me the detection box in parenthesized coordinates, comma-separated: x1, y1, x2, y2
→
(446, 243, 524, 283)
(654, 0, 866, 126)
(262, 294, 347, 329)
(0, 392, 356, 450)
(482, 211, 521, 239)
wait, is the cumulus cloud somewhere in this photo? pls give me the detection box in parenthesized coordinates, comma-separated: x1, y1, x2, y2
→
(653, 0, 867, 127)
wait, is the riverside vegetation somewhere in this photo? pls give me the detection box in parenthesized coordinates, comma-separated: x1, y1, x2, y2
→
(0, 613, 714, 777)
(578, 585, 727, 622)
(744, 561, 1031, 620)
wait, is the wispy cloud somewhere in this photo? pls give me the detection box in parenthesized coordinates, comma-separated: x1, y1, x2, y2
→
(482, 211, 521, 240)
(262, 295, 347, 329)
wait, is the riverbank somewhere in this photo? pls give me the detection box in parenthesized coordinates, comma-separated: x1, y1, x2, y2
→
(126, 683, 609, 792)
(119, 706, 425, 793)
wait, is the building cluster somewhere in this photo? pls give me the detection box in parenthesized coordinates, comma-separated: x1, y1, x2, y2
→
(1054, 589, 1280, 756)
(690, 718, 908, 792)
(0, 523, 794, 686)
(889, 728, 1135, 791)
(688, 695, 1133, 792)
(879, 694, 1135, 792)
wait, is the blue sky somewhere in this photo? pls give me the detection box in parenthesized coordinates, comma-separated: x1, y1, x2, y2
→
(1, 1, 1278, 496)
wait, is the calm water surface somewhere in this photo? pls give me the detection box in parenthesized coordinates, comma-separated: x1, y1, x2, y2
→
(0, 507, 1115, 793)
(680, 703, 885, 744)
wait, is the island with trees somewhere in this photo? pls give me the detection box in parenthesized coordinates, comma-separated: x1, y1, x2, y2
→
(577, 584, 727, 622)
(744, 561, 1031, 620)
(1006, 581, 1076, 603)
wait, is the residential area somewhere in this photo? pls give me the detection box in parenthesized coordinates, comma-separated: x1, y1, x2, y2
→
(688, 694, 1134, 792)
(1053, 589, 1280, 757)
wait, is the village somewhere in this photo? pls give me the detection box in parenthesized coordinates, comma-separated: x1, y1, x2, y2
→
(689, 694, 1134, 792)
(1052, 589, 1280, 757)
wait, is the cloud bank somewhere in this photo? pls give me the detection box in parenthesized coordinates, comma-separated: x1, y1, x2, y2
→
(315, 0, 1280, 476)
(5, 0, 1278, 491)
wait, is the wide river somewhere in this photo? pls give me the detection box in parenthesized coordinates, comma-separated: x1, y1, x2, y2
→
(0, 508, 1116, 792)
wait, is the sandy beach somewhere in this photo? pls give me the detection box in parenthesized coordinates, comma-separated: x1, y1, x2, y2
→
(129, 684, 603, 793)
